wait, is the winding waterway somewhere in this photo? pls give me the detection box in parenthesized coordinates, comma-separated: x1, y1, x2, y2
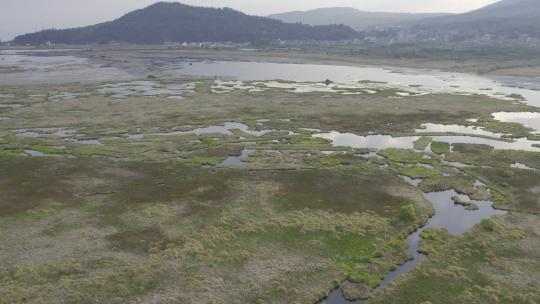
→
(321, 189, 507, 304)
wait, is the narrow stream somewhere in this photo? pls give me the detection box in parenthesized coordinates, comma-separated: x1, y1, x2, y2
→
(321, 189, 506, 303)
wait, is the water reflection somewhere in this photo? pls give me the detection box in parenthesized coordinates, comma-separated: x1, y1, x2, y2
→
(510, 162, 539, 171)
(24, 150, 47, 157)
(423, 190, 506, 235)
(4, 51, 540, 107)
(415, 123, 505, 138)
(314, 132, 540, 152)
(172, 60, 540, 107)
(492, 112, 540, 134)
(400, 176, 422, 186)
(0, 50, 133, 85)
(220, 148, 253, 168)
(97, 81, 194, 98)
(128, 122, 277, 138)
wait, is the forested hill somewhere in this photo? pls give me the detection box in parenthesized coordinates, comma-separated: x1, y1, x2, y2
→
(269, 7, 450, 31)
(406, 0, 540, 41)
(13, 2, 360, 44)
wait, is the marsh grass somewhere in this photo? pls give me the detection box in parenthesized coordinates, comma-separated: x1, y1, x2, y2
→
(380, 149, 431, 164)
(0, 157, 432, 303)
(372, 214, 540, 304)
(413, 136, 432, 150)
(430, 141, 450, 155)
(399, 204, 416, 222)
(480, 115, 540, 140)
(1, 76, 539, 303)
(400, 166, 442, 179)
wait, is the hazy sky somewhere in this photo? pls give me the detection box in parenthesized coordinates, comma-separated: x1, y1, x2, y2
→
(0, 0, 499, 41)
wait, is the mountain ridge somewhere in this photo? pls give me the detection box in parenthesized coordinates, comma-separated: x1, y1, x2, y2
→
(403, 0, 540, 42)
(269, 0, 540, 43)
(13, 2, 360, 45)
(268, 7, 451, 31)
(13, 0, 540, 45)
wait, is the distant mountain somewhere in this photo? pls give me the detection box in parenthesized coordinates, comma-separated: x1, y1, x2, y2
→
(13, 2, 359, 45)
(269, 7, 450, 31)
(405, 0, 540, 41)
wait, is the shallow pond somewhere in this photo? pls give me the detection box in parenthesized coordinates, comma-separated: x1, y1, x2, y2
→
(422, 190, 506, 235)
(11, 128, 79, 138)
(128, 122, 277, 138)
(4, 50, 540, 108)
(0, 50, 133, 85)
(415, 123, 505, 138)
(24, 150, 47, 157)
(510, 162, 539, 171)
(97, 80, 194, 98)
(492, 112, 540, 134)
(74, 139, 104, 146)
(313, 132, 540, 152)
(220, 148, 253, 168)
(171, 60, 540, 107)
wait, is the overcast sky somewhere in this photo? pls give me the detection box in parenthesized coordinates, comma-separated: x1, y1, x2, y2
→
(0, 0, 499, 41)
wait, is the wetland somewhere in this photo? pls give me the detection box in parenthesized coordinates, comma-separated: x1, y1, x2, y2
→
(0, 47, 538, 304)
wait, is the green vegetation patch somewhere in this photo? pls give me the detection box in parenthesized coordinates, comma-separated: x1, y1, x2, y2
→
(106, 227, 173, 253)
(480, 115, 539, 139)
(371, 214, 540, 304)
(273, 168, 424, 215)
(400, 166, 442, 179)
(419, 174, 477, 195)
(418, 228, 453, 254)
(0, 158, 82, 215)
(0, 158, 432, 304)
(3, 72, 540, 303)
(399, 204, 416, 222)
(0, 258, 163, 304)
(413, 136, 432, 150)
(342, 282, 372, 301)
(465, 166, 540, 213)
(380, 148, 432, 164)
(0, 149, 22, 157)
(479, 219, 497, 232)
(446, 146, 540, 170)
(430, 141, 450, 155)
(28, 145, 66, 154)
